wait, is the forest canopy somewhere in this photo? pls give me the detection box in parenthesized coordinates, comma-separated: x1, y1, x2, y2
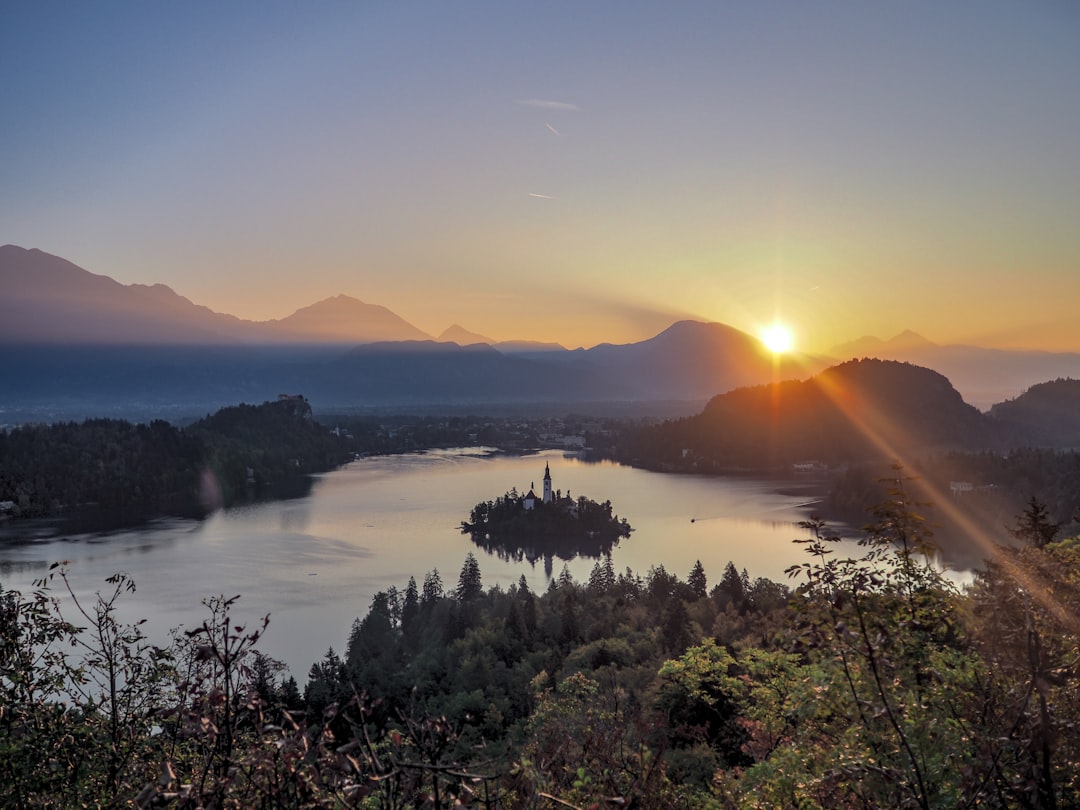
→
(0, 396, 349, 519)
(5, 478, 1080, 807)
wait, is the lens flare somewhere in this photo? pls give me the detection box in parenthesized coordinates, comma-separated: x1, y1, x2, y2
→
(761, 323, 794, 354)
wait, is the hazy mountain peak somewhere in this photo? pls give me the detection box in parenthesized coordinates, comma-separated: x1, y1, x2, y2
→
(830, 329, 935, 358)
(290, 294, 370, 312)
(267, 296, 432, 343)
(888, 329, 935, 348)
(439, 324, 494, 345)
(0, 245, 433, 345)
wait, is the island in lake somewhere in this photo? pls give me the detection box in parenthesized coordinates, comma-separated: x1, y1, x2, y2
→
(461, 461, 632, 563)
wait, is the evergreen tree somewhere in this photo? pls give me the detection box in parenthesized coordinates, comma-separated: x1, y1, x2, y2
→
(714, 561, 747, 611)
(303, 648, 344, 719)
(1011, 496, 1061, 549)
(588, 556, 616, 594)
(422, 569, 444, 605)
(557, 563, 576, 590)
(456, 553, 483, 601)
(402, 576, 420, 635)
(687, 560, 707, 598)
(646, 564, 677, 605)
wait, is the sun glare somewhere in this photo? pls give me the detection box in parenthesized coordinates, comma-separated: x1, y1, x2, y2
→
(761, 323, 794, 354)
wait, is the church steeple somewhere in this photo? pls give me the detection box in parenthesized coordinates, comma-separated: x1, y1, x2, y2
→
(543, 462, 552, 504)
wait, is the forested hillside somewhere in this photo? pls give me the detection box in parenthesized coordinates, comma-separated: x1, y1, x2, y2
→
(0, 397, 349, 518)
(4, 479, 1080, 807)
(990, 378, 1080, 447)
(614, 358, 997, 471)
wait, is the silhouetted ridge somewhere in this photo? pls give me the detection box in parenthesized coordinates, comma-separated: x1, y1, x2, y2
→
(990, 378, 1080, 448)
(0, 246, 432, 345)
(622, 358, 995, 470)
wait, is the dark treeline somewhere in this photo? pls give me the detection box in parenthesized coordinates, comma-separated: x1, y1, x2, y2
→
(0, 397, 350, 519)
(0, 404, 632, 523)
(5, 479, 1080, 807)
(608, 359, 996, 473)
(322, 411, 625, 455)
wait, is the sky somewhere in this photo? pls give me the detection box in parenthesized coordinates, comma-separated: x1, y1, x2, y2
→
(3, 2, 1079, 353)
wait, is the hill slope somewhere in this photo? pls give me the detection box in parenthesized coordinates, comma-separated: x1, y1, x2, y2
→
(829, 330, 1080, 409)
(990, 378, 1080, 448)
(619, 358, 996, 470)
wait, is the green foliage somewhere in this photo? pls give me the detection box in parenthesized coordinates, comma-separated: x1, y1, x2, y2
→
(657, 639, 749, 769)
(965, 535, 1080, 807)
(10, 475, 1080, 807)
(0, 398, 350, 522)
(518, 671, 677, 806)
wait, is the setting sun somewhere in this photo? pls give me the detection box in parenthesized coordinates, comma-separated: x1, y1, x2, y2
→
(761, 323, 794, 354)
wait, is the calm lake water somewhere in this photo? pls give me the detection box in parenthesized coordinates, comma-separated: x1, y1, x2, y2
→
(0, 449, 861, 679)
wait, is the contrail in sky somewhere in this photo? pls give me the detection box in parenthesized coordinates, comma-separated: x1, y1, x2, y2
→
(516, 99, 579, 110)
(528, 193, 554, 199)
(546, 123, 561, 136)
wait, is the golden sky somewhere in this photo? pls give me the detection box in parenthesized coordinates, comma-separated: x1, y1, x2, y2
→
(3, 3, 1079, 353)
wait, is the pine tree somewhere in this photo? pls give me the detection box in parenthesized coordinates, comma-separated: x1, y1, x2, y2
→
(1011, 496, 1061, 549)
(402, 576, 419, 635)
(456, 553, 483, 601)
(687, 559, 708, 598)
(422, 569, 444, 605)
(714, 561, 747, 611)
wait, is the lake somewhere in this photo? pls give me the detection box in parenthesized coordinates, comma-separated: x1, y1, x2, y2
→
(0, 449, 860, 679)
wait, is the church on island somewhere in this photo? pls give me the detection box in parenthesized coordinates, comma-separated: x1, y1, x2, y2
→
(461, 460, 630, 558)
(522, 462, 574, 512)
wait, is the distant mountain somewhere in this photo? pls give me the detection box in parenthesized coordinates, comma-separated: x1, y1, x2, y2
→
(0, 245, 253, 343)
(262, 295, 432, 343)
(620, 358, 996, 470)
(0, 322, 801, 419)
(989, 378, 1080, 448)
(20, 245, 1067, 420)
(830, 330, 936, 357)
(0, 246, 432, 345)
(439, 324, 494, 345)
(0, 315, 831, 420)
(829, 330, 1080, 409)
(572, 320, 823, 401)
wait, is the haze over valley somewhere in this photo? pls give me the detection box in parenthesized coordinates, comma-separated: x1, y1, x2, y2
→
(5, 4, 1080, 806)
(6, 244, 1080, 420)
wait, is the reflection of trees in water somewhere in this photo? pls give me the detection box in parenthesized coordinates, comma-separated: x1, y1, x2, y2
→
(462, 491, 631, 564)
(467, 531, 623, 565)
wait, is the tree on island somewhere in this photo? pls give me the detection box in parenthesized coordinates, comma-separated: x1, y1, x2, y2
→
(461, 463, 632, 563)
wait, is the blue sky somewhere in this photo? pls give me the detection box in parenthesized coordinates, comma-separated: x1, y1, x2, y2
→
(3, 2, 1079, 351)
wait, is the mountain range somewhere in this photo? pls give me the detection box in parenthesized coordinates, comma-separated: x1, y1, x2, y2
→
(828, 330, 1080, 410)
(3, 244, 1080, 418)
